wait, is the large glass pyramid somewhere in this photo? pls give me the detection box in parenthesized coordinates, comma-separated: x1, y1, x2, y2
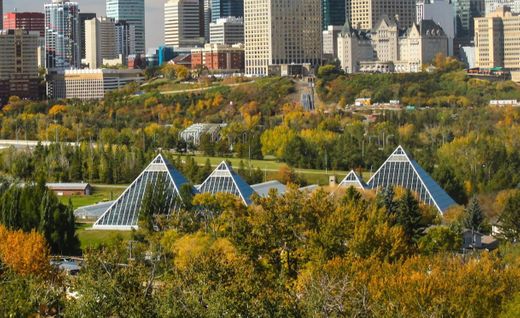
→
(338, 170, 367, 190)
(93, 154, 192, 230)
(367, 146, 456, 214)
(197, 161, 255, 205)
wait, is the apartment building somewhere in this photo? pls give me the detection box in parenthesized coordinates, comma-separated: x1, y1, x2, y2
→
(191, 43, 244, 72)
(475, 6, 520, 69)
(244, 0, 322, 76)
(347, 0, 417, 30)
(0, 29, 40, 101)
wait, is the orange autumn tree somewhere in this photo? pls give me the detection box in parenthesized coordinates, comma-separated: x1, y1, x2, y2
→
(0, 225, 51, 276)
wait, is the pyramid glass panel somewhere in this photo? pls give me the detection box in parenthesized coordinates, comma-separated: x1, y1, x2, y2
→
(197, 161, 255, 205)
(367, 146, 456, 214)
(339, 170, 367, 189)
(93, 154, 191, 230)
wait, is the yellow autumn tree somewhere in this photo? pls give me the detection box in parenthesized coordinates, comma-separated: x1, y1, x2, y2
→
(48, 104, 68, 116)
(260, 125, 297, 158)
(0, 225, 50, 276)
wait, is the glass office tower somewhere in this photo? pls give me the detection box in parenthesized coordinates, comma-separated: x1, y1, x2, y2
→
(322, 0, 346, 30)
(211, 0, 244, 22)
(106, 0, 145, 54)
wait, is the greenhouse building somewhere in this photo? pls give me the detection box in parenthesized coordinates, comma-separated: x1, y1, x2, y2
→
(93, 154, 193, 230)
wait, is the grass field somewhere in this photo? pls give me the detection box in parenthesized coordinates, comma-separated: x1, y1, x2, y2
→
(178, 154, 352, 185)
(76, 223, 132, 250)
(60, 186, 125, 209)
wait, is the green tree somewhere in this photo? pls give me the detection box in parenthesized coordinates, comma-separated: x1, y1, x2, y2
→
(498, 191, 520, 242)
(139, 177, 171, 232)
(396, 190, 423, 243)
(463, 196, 485, 232)
(417, 226, 461, 255)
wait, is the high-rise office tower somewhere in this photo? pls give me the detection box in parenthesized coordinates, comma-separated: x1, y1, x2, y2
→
(165, 0, 205, 47)
(475, 6, 520, 69)
(210, 17, 244, 45)
(211, 0, 244, 21)
(115, 20, 136, 61)
(3, 12, 45, 37)
(106, 0, 145, 54)
(45, 0, 80, 70)
(203, 0, 212, 41)
(244, 0, 322, 76)
(85, 17, 118, 69)
(79, 13, 96, 60)
(453, 0, 485, 41)
(0, 29, 40, 101)
(322, 0, 346, 30)
(346, 0, 417, 30)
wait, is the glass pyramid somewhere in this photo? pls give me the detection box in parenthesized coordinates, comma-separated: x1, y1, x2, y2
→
(367, 146, 456, 214)
(197, 161, 255, 205)
(338, 170, 367, 189)
(93, 154, 192, 230)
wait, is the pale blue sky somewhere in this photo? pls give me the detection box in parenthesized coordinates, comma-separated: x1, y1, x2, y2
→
(4, 0, 165, 50)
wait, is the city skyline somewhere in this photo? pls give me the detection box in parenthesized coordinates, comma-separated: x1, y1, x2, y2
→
(3, 0, 164, 50)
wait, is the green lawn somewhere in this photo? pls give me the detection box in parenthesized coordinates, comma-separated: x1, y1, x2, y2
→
(179, 154, 351, 185)
(59, 186, 125, 209)
(76, 223, 132, 250)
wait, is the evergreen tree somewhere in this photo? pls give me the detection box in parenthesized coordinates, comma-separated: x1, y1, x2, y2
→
(463, 196, 485, 232)
(396, 190, 423, 243)
(377, 186, 397, 215)
(197, 158, 212, 182)
(498, 192, 520, 242)
(139, 178, 170, 232)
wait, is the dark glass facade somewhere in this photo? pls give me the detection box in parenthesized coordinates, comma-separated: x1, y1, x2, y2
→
(322, 0, 346, 30)
(211, 0, 244, 22)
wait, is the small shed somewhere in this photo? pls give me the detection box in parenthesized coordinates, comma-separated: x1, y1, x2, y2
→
(46, 183, 92, 196)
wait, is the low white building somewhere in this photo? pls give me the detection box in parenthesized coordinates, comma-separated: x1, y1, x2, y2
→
(47, 69, 144, 100)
